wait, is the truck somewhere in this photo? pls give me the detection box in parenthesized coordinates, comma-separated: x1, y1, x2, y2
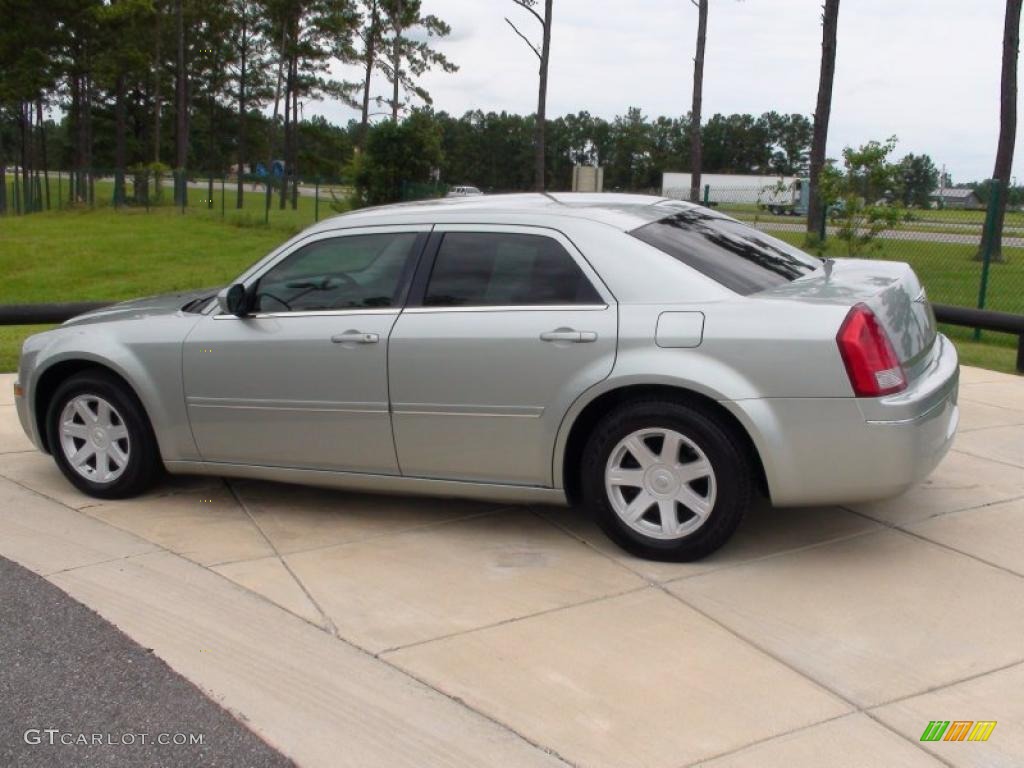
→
(661, 172, 810, 216)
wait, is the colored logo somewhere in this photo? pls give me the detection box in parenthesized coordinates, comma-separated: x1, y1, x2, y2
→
(920, 721, 996, 742)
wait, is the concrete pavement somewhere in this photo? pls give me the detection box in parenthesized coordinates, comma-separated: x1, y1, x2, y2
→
(1, 368, 1022, 767)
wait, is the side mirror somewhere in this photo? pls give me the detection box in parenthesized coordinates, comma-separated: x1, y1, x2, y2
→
(217, 284, 250, 317)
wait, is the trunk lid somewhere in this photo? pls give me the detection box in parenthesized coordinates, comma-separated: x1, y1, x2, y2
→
(759, 258, 937, 368)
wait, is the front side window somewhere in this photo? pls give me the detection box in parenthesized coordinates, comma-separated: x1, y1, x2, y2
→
(630, 208, 819, 295)
(255, 232, 418, 312)
(424, 232, 602, 307)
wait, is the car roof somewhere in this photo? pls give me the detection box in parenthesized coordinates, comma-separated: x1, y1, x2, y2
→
(308, 192, 698, 234)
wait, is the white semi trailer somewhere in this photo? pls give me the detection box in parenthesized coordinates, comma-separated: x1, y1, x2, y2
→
(661, 172, 810, 216)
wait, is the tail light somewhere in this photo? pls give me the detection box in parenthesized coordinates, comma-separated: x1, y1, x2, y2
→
(836, 304, 907, 397)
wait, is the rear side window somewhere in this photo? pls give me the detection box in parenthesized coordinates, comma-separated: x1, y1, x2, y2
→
(629, 208, 819, 295)
(424, 232, 602, 307)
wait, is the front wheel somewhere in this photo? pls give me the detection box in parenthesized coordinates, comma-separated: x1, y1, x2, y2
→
(581, 400, 753, 561)
(46, 370, 162, 499)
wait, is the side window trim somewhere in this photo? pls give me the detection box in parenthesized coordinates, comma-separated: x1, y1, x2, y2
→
(404, 227, 609, 310)
(404, 230, 444, 308)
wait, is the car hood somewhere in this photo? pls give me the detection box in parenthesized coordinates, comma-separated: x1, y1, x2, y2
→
(62, 287, 220, 327)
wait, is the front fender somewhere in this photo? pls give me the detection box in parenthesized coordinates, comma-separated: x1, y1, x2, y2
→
(28, 315, 202, 462)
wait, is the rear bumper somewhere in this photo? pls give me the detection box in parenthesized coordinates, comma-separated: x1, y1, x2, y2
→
(724, 334, 960, 506)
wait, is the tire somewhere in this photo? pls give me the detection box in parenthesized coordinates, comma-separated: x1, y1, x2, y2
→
(581, 399, 753, 562)
(45, 370, 162, 499)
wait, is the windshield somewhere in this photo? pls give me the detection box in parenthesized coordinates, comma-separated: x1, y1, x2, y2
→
(629, 208, 820, 295)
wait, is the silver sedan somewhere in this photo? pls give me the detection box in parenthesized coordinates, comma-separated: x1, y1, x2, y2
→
(14, 194, 959, 560)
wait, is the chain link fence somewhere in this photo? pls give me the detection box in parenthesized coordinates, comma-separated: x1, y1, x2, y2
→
(1, 168, 455, 222)
(0, 168, 371, 230)
(695, 183, 1024, 315)
(661, 182, 1024, 354)
(4, 169, 1021, 348)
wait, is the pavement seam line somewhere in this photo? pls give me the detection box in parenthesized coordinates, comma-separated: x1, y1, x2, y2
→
(373, 655, 577, 767)
(198, 490, 580, 766)
(891, 524, 1024, 580)
(41, 549, 159, 578)
(0, 471, 574, 767)
(535, 504, 885, 587)
(958, 419, 1024, 433)
(844, 492, 1024, 527)
(222, 477, 341, 637)
(659, 585, 956, 768)
(840, 502, 1024, 581)
(376, 583, 651, 656)
(679, 710, 856, 767)
(662, 526, 886, 585)
(531, 508, 952, 767)
(0, 468, 345, 634)
(235, 504, 520, 564)
(864, 657, 1024, 712)
(950, 447, 1024, 471)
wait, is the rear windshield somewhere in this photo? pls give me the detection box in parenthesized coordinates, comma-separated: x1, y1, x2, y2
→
(629, 208, 820, 295)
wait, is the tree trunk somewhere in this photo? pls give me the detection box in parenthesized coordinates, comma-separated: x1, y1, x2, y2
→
(37, 99, 50, 209)
(534, 0, 553, 192)
(291, 87, 299, 209)
(84, 73, 95, 205)
(175, 0, 187, 205)
(280, 55, 292, 209)
(689, 0, 708, 203)
(115, 73, 127, 206)
(0, 122, 7, 214)
(807, 0, 841, 236)
(19, 102, 30, 212)
(391, 0, 402, 122)
(237, 5, 248, 208)
(264, 22, 288, 218)
(980, 0, 1022, 262)
(153, 1, 163, 164)
(70, 73, 81, 202)
(358, 0, 378, 149)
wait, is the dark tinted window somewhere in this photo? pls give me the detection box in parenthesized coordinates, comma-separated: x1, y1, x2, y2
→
(630, 208, 819, 295)
(424, 233, 602, 307)
(255, 233, 418, 311)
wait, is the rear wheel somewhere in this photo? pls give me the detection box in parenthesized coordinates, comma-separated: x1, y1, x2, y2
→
(46, 370, 162, 499)
(581, 399, 753, 561)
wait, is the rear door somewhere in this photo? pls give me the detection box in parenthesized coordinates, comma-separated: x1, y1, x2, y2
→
(388, 225, 617, 486)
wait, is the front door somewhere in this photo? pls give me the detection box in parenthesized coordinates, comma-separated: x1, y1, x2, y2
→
(389, 226, 617, 486)
(183, 227, 427, 473)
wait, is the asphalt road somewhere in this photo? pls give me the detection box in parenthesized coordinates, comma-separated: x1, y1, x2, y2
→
(0, 555, 294, 768)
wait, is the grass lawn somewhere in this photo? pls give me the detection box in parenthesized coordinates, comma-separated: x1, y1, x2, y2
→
(0, 204, 1020, 376)
(0, 206, 302, 372)
(0, 325, 55, 373)
(0, 207, 293, 304)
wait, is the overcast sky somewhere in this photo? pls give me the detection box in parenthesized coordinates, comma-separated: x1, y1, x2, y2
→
(316, 0, 1016, 184)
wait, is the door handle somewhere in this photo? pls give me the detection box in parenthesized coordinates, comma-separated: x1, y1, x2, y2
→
(331, 331, 379, 344)
(540, 329, 598, 343)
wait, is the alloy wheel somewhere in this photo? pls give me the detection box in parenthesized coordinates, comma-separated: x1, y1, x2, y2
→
(604, 427, 717, 540)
